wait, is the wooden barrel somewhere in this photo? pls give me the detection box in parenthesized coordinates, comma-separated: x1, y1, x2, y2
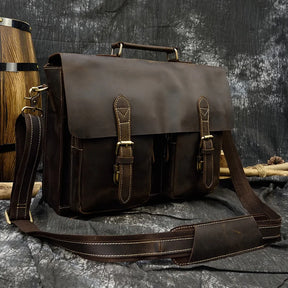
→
(0, 17, 40, 181)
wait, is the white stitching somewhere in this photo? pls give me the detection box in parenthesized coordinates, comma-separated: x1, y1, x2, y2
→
(259, 225, 281, 229)
(62, 247, 191, 259)
(42, 236, 194, 246)
(25, 116, 42, 216)
(171, 216, 253, 232)
(262, 234, 281, 240)
(115, 96, 132, 205)
(174, 245, 265, 266)
(117, 107, 129, 118)
(16, 114, 33, 218)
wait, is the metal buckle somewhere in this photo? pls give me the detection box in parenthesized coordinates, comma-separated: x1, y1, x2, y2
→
(115, 141, 134, 155)
(5, 209, 33, 225)
(201, 135, 214, 140)
(197, 155, 203, 172)
(113, 141, 134, 184)
(200, 134, 214, 149)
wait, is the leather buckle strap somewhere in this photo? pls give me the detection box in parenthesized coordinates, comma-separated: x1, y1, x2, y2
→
(197, 96, 214, 189)
(113, 95, 134, 204)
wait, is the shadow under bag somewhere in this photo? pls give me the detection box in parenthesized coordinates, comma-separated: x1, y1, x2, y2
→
(7, 42, 281, 265)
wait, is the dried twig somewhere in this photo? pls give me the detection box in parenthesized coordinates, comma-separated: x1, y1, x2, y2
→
(0, 182, 42, 200)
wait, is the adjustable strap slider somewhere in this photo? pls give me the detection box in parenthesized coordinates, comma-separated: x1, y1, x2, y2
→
(5, 209, 33, 225)
(4, 210, 11, 225)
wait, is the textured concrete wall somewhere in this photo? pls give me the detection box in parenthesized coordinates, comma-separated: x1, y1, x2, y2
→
(1, 0, 287, 165)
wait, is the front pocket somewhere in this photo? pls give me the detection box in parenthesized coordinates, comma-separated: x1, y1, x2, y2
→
(164, 132, 222, 199)
(74, 135, 153, 214)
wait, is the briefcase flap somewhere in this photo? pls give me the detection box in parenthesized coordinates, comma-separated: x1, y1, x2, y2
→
(47, 53, 233, 139)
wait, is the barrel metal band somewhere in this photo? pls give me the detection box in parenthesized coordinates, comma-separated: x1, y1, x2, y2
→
(0, 63, 39, 72)
(0, 17, 31, 32)
(0, 143, 16, 154)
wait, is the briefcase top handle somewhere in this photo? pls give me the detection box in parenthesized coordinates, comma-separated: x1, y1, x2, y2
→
(111, 41, 179, 61)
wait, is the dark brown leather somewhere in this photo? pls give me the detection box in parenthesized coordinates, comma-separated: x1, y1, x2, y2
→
(172, 216, 264, 265)
(7, 115, 281, 265)
(113, 95, 134, 204)
(43, 53, 230, 214)
(47, 53, 233, 139)
(8, 114, 42, 221)
(6, 45, 281, 265)
(197, 96, 215, 190)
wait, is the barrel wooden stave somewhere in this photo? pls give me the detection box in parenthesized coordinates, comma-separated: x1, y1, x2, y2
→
(0, 18, 40, 181)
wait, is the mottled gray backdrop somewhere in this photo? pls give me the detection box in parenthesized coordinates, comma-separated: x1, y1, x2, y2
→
(0, 1, 288, 288)
(1, 0, 287, 164)
(1, 0, 287, 165)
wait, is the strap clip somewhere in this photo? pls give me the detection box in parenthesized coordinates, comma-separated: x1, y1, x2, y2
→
(22, 84, 48, 116)
(113, 164, 120, 184)
(197, 155, 204, 172)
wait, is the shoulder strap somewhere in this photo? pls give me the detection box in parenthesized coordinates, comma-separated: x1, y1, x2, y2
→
(6, 113, 281, 265)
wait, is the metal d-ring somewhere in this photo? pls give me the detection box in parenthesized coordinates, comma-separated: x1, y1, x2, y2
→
(27, 84, 48, 98)
(167, 48, 179, 61)
(22, 84, 48, 115)
(111, 43, 123, 57)
(21, 106, 43, 116)
(5, 209, 33, 224)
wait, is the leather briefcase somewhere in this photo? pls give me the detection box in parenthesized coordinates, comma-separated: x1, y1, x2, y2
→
(6, 42, 281, 265)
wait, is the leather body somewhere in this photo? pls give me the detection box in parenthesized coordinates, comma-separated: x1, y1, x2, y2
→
(43, 53, 232, 216)
(7, 49, 281, 265)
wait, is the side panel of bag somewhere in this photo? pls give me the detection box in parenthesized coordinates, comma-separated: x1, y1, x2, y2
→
(43, 67, 72, 215)
(44, 68, 155, 216)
